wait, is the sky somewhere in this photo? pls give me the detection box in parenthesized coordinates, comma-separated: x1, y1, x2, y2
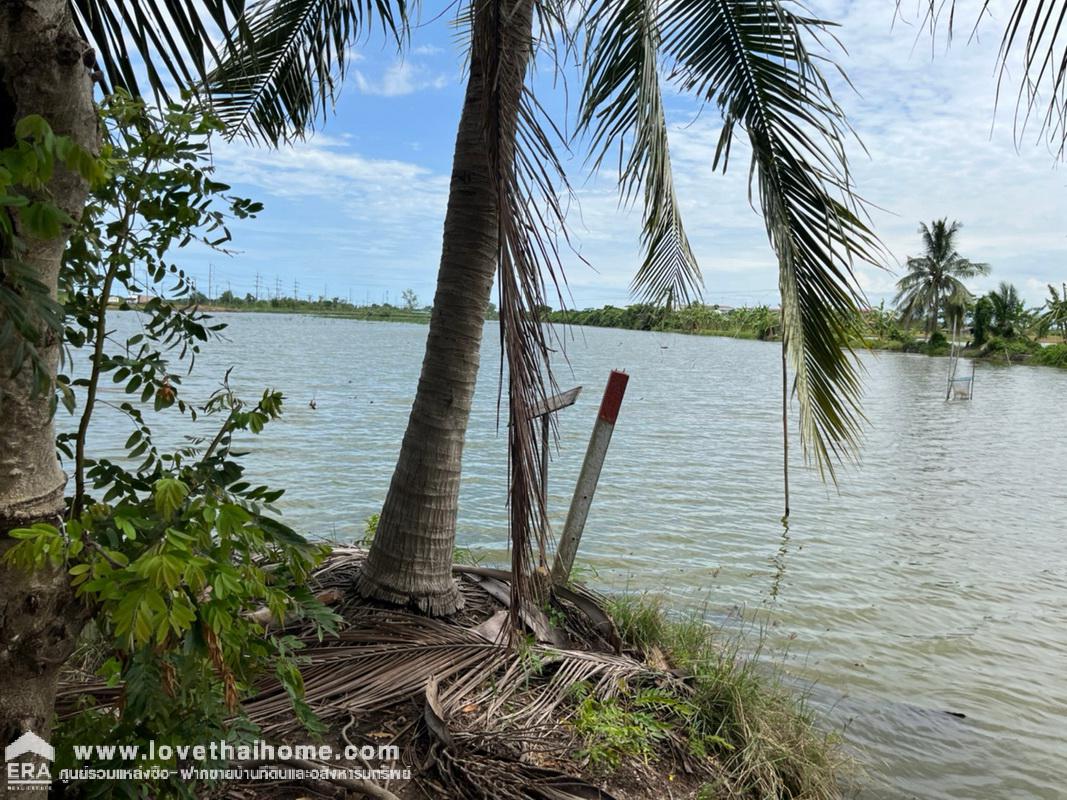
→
(186, 1, 1066, 309)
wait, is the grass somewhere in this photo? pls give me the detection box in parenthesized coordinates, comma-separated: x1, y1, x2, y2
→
(596, 593, 847, 799)
(571, 684, 676, 770)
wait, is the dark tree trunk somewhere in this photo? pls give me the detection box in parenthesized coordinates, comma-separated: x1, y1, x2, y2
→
(356, 0, 534, 614)
(0, 2, 97, 794)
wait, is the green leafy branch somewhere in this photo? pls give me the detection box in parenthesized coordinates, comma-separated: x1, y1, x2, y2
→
(0, 114, 103, 402)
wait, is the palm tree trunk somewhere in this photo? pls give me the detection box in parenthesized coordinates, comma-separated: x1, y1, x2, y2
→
(0, 2, 96, 788)
(355, 0, 534, 615)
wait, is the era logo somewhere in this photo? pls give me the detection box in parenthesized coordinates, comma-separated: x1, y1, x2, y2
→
(5, 731, 54, 788)
(7, 761, 51, 780)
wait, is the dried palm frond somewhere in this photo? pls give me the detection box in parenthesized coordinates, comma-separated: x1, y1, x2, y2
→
(426, 674, 621, 800)
(466, 0, 577, 627)
(466, 646, 660, 730)
(243, 608, 511, 732)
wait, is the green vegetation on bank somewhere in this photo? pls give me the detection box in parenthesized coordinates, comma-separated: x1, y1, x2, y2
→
(3, 98, 334, 799)
(544, 303, 780, 339)
(597, 593, 845, 798)
(540, 221, 1067, 373)
(121, 289, 501, 323)
(541, 296, 1066, 369)
(202, 290, 432, 322)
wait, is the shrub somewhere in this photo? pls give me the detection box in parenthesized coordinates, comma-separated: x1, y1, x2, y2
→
(2, 95, 336, 799)
(1031, 343, 1067, 368)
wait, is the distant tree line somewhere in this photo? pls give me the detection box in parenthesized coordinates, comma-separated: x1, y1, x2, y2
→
(542, 304, 781, 340)
(178, 289, 504, 322)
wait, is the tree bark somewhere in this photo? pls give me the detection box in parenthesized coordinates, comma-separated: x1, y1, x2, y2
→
(0, 2, 96, 794)
(356, 0, 534, 615)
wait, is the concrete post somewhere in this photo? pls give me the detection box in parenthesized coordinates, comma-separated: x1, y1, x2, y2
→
(551, 370, 629, 586)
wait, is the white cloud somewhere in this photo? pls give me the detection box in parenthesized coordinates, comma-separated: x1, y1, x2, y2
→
(354, 60, 450, 96)
(210, 135, 450, 280)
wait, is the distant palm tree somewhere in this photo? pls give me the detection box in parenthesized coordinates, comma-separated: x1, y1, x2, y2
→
(1039, 283, 1067, 341)
(894, 219, 990, 337)
(987, 281, 1028, 338)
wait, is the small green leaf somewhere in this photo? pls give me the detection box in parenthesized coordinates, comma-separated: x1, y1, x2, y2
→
(153, 478, 189, 519)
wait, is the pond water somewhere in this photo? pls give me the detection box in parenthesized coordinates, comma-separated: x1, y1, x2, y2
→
(82, 312, 1067, 799)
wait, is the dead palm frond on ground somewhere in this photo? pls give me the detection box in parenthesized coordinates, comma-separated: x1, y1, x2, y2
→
(56, 546, 842, 799)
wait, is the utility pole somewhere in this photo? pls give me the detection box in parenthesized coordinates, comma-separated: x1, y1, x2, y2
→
(207, 264, 213, 300)
(254, 272, 261, 301)
(293, 279, 299, 300)
(275, 276, 281, 300)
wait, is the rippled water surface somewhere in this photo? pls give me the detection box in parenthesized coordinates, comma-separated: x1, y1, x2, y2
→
(85, 313, 1066, 799)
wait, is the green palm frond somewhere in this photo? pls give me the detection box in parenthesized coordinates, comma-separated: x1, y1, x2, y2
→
(69, 0, 406, 145)
(660, 0, 883, 478)
(1038, 282, 1067, 335)
(70, 0, 247, 101)
(579, 0, 702, 307)
(206, 0, 407, 144)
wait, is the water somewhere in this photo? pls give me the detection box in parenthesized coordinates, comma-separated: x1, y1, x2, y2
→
(80, 312, 1067, 799)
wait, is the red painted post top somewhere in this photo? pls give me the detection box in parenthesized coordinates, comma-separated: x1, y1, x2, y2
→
(597, 370, 629, 424)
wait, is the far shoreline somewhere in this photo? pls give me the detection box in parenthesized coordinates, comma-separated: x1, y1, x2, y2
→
(117, 302, 1067, 369)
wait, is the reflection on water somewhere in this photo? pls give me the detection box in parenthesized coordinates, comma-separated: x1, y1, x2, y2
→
(79, 312, 1067, 800)
(768, 522, 791, 601)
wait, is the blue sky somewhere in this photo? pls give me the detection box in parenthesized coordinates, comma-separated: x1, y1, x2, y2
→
(190, 1, 1066, 309)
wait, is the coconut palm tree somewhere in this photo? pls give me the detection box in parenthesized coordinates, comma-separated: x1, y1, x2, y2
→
(354, 0, 884, 612)
(894, 219, 990, 337)
(987, 281, 1028, 338)
(2, 0, 880, 751)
